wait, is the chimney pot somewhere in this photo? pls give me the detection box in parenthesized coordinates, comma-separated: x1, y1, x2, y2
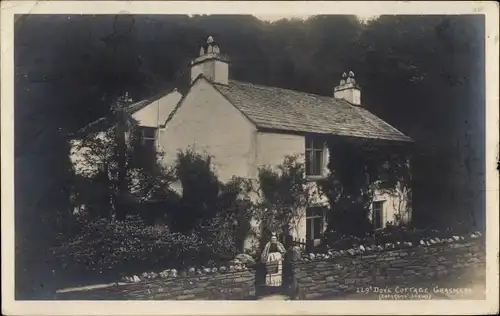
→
(190, 36, 229, 85)
(334, 70, 361, 106)
(347, 71, 356, 83)
(340, 72, 347, 84)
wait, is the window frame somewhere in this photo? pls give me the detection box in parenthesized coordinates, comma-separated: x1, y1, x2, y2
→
(140, 126, 157, 148)
(305, 138, 325, 177)
(306, 207, 325, 240)
(372, 200, 385, 230)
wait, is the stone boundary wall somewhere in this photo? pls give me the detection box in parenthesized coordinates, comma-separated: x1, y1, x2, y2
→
(55, 239, 485, 300)
(292, 239, 485, 300)
(55, 269, 256, 300)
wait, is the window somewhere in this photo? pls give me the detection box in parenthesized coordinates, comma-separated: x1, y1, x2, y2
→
(306, 207, 324, 240)
(372, 201, 384, 229)
(305, 138, 324, 176)
(140, 126, 157, 149)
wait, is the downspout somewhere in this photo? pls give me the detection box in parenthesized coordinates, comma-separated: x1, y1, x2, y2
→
(156, 100, 160, 149)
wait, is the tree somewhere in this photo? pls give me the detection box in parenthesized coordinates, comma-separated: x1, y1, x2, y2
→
(71, 122, 123, 218)
(353, 15, 484, 229)
(69, 92, 170, 219)
(171, 150, 220, 232)
(112, 93, 134, 220)
(169, 150, 256, 253)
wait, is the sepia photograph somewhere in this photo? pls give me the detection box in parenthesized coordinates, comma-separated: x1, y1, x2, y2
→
(1, 1, 499, 315)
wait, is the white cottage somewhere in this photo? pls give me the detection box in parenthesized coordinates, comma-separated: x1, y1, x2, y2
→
(71, 36, 413, 249)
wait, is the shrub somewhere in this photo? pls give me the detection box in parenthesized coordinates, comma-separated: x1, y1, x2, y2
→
(52, 216, 232, 278)
(170, 150, 221, 233)
(256, 155, 311, 241)
(196, 216, 239, 261)
(60, 149, 259, 284)
(169, 151, 256, 253)
(195, 177, 257, 258)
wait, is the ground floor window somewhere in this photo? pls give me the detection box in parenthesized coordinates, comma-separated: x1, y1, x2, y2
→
(372, 201, 384, 229)
(306, 207, 324, 240)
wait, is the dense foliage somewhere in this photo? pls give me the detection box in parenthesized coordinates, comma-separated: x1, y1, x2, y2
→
(51, 215, 238, 288)
(69, 93, 173, 220)
(172, 150, 220, 232)
(256, 155, 313, 242)
(318, 139, 412, 236)
(170, 150, 256, 253)
(47, 149, 255, 290)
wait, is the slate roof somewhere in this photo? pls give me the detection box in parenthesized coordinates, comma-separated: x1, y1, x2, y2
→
(124, 87, 179, 114)
(72, 76, 412, 144)
(70, 88, 178, 139)
(212, 79, 412, 142)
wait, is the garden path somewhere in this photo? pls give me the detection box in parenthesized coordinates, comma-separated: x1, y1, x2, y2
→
(257, 294, 290, 300)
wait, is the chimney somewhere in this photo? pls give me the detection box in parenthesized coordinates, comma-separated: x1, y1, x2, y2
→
(190, 36, 229, 85)
(334, 71, 361, 105)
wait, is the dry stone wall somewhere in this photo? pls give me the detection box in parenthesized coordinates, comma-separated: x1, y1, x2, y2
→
(292, 239, 485, 300)
(55, 239, 485, 300)
(56, 269, 256, 300)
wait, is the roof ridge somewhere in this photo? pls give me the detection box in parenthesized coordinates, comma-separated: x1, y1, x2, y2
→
(226, 79, 338, 102)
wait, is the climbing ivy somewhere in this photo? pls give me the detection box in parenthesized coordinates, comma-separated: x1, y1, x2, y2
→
(318, 139, 412, 236)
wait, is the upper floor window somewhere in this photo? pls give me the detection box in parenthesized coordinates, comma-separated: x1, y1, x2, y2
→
(140, 126, 157, 149)
(305, 138, 324, 176)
